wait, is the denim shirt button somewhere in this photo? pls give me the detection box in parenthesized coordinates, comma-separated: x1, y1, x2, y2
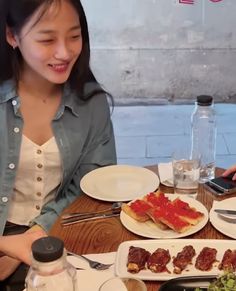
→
(14, 127, 20, 133)
(8, 163, 15, 169)
(12, 100, 17, 106)
(2, 197, 8, 203)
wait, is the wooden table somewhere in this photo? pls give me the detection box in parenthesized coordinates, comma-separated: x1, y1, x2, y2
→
(50, 166, 236, 290)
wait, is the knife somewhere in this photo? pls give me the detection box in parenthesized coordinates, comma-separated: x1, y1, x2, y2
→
(61, 202, 121, 220)
(214, 209, 236, 216)
(61, 212, 120, 226)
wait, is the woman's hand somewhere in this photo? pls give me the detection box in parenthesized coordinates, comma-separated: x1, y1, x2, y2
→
(0, 229, 46, 265)
(222, 165, 236, 180)
(0, 256, 20, 281)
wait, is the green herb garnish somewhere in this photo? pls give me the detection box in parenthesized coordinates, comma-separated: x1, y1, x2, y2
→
(195, 271, 236, 291)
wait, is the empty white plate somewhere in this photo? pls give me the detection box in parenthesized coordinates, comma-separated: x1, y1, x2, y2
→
(80, 165, 159, 202)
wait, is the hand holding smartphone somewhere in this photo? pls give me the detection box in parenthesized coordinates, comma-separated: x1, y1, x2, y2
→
(206, 172, 236, 195)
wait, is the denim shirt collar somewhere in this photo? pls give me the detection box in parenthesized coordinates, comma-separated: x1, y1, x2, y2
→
(0, 79, 83, 118)
(0, 79, 18, 103)
(60, 83, 82, 118)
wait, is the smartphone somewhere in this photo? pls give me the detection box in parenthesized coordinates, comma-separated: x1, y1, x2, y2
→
(204, 181, 225, 196)
(208, 172, 236, 194)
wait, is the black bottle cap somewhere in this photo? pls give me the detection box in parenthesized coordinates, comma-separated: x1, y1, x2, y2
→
(197, 95, 213, 106)
(31, 236, 64, 262)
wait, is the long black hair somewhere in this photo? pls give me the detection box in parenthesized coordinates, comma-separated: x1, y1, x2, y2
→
(0, 0, 110, 101)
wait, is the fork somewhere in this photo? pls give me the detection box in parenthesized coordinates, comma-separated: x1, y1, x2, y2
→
(62, 202, 122, 220)
(67, 251, 113, 270)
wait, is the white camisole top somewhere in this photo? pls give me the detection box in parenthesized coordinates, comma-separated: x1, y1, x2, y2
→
(7, 135, 62, 225)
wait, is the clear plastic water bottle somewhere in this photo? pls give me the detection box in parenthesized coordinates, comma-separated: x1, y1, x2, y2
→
(191, 95, 217, 183)
(25, 236, 78, 291)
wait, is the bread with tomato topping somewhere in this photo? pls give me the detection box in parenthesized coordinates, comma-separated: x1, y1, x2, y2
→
(171, 198, 204, 225)
(122, 198, 168, 230)
(122, 191, 204, 234)
(121, 200, 151, 222)
(149, 206, 192, 233)
(143, 191, 171, 208)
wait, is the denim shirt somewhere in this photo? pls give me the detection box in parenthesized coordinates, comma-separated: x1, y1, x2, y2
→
(0, 80, 117, 234)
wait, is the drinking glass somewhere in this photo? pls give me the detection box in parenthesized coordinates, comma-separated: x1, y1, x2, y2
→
(172, 149, 200, 198)
(98, 277, 147, 291)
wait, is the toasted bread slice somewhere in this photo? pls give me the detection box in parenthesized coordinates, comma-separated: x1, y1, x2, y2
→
(143, 191, 170, 207)
(122, 197, 168, 230)
(151, 206, 192, 233)
(171, 198, 204, 225)
(121, 200, 151, 222)
(146, 208, 169, 230)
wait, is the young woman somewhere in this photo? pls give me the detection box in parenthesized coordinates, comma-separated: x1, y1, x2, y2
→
(0, 0, 116, 282)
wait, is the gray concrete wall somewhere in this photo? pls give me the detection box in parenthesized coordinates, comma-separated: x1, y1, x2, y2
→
(82, 0, 236, 104)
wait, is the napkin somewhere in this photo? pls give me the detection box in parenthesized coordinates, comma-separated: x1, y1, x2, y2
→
(158, 162, 173, 186)
(67, 252, 116, 291)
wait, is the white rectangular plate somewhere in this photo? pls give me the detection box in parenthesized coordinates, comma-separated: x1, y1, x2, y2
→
(115, 239, 236, 281)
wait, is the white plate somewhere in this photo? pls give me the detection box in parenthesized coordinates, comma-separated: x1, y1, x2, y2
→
(120, 194, 208, 239)
(210, 197, 236, 239)
(80, 165, 159, 202)
(115, 239, 235, 281)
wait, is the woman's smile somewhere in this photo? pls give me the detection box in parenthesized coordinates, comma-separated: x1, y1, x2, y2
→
(48, 62, 70, 73)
